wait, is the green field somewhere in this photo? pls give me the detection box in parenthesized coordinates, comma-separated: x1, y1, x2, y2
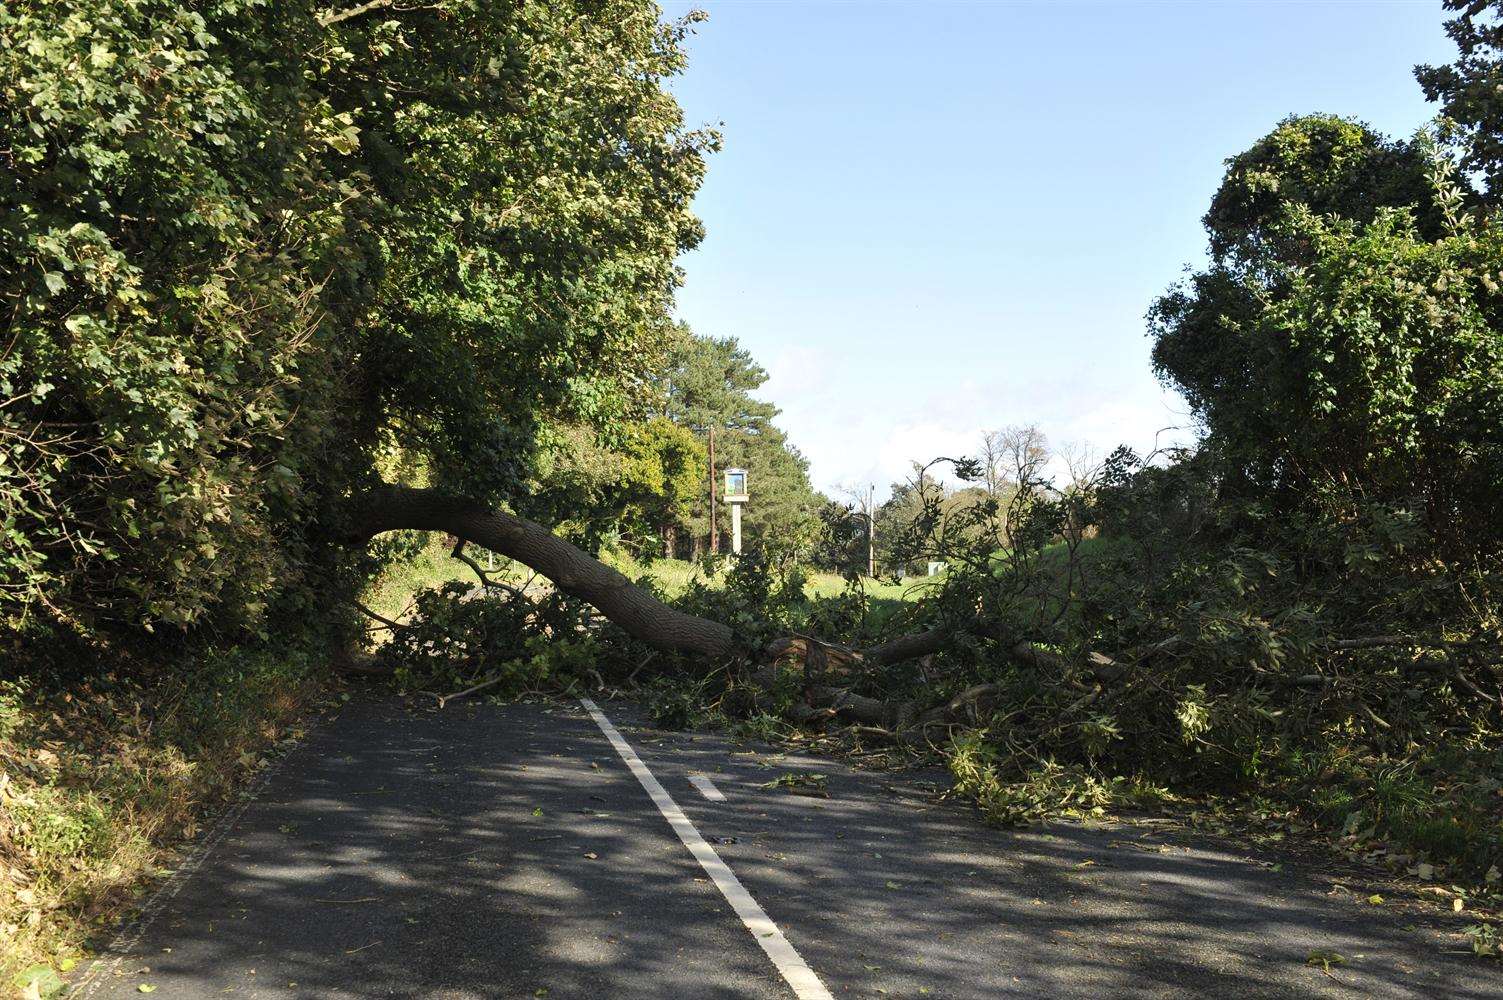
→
(363, 536, 936, 624)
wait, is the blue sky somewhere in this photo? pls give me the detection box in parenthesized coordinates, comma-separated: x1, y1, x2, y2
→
(659, 1, 1458, 498)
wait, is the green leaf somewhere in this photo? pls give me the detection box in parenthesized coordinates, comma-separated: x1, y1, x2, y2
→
(1305, 950, 1345, 971)
(11, 967, 65, 998)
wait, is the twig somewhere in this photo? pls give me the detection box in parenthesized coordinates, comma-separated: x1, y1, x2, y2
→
(451, 540, 527, 600)
(318, 0, 393, 27)
(626, 651, 657, 684)
(350, 599, 404, 631)
(434, 673, 511, 708)
(1324, 635, 1418, 651)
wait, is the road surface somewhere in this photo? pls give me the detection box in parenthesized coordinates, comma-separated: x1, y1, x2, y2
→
(73, 697, 1503, 998)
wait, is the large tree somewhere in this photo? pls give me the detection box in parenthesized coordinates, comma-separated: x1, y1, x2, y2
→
(1150, 114, 1503, 555)
(658, 326, 822, 560)
(1417, 0, 1503, 198)
(2, 0, 713, 641)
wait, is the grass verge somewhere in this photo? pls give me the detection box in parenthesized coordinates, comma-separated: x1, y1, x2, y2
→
(0, 635, 333, 996)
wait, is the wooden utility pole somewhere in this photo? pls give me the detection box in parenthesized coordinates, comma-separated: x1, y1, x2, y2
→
(866, 484, 876, 578)
(708, 425, 718, 555)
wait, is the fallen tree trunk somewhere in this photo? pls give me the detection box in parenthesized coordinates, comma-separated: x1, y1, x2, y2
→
(863, 627, 951, 666)
(349, 484, 735, 658)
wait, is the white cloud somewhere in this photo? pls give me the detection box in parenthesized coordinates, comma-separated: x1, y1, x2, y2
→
(769, 371, 1194, 502)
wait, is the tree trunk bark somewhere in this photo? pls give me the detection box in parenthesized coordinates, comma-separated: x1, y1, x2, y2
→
(348, 484, 734, 657)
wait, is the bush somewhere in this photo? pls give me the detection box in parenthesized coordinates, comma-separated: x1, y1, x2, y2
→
(0, 0, 350, 634)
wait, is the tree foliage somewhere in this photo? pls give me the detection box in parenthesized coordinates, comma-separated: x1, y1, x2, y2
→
(1150, 116, 1503, 554)
(659, 326, 823, 560)
(1417, 0, 1503, 197)
(1, 0, 712, 641)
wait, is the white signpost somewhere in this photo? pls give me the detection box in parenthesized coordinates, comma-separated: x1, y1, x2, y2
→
(723, 467, 748, 556)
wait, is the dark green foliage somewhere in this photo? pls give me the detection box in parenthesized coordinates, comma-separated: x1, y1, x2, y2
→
(524, 416, 707, 554)
(615, 418, 709, 553)
(808, 497, 870, 574)
(1417, 1, 1503, 197)
(1202, 115, 1438, 267)
(519, 324, 823, 561)
(660, 327, 824, 560)
(1151, 116, 1503, 558)
(381, 583, 603, 696)
(661, 324, 779, 434)
(641, 672, 723, 730)
(1, 0, 346, 632)
(2, 0, 711, 651)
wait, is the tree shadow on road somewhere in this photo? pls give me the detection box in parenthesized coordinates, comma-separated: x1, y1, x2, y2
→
(80, 698, 1503, 999)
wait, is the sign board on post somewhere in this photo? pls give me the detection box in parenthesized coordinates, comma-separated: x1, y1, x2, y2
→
(723, 467, 748, 554)
(723, 467, 748, 503)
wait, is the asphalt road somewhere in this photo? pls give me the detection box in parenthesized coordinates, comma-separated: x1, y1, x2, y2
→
(74, 697, 1503, 999)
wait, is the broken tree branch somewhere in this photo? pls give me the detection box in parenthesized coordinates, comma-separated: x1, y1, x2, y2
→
(450, 539, 527, 600)
(351, 599, 405, 632)
(432, 673, 512, 709)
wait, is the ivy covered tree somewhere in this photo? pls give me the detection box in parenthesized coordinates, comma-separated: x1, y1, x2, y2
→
(1149, 115, 1503, 554)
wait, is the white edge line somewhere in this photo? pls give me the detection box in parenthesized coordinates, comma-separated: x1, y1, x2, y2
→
(580, 698, 833, 1000)
(689, 774, 728, 802)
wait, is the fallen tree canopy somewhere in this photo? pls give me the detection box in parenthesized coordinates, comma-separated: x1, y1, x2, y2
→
(348, 483, 982, 727)
(350, 478, 1503, 750)
(347, 483, 1172, 734)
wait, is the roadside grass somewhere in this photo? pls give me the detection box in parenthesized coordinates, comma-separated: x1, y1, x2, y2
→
(600, 551, 933, 604)
(1289, 743, 1503, 878)
(363, 535, 933, 638)
(0, 635, 331, 994)
(363, 538, 477, 623)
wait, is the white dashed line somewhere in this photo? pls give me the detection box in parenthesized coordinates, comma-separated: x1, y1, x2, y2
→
(580, 698, 833, 1000)
(689, 774, 727, 802)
